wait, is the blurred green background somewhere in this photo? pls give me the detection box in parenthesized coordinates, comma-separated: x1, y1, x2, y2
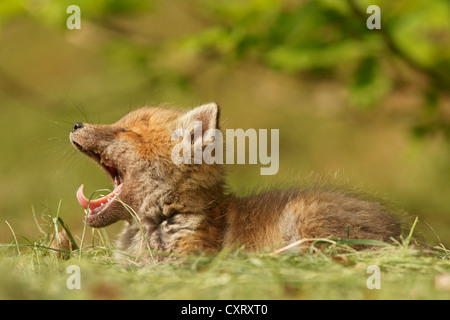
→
(0, 0, 449, 246)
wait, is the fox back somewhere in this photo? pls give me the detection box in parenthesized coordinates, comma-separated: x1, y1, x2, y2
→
(70, 103, 401, 263)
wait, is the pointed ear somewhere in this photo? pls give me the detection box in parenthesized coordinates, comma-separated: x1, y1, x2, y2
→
(178, 102, 220, 133)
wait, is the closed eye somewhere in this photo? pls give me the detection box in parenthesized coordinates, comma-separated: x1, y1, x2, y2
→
(120, 128, 142, 138)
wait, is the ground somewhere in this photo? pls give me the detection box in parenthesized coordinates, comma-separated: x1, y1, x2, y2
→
(0, 219, 449, 300)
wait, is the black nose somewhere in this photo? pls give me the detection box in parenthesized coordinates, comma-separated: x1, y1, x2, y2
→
(72, 122, 84, 132)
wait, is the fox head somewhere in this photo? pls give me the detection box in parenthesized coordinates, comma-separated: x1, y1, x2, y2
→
(70, 103, 223, 228)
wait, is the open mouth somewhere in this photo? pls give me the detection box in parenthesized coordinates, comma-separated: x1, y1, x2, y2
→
(72, 141, 124, 217)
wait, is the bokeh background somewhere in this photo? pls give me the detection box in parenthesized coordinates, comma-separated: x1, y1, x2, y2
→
(0, 0, 449, 246)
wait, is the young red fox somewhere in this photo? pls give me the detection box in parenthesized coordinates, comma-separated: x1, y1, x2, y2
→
(70, 103, 401, 263)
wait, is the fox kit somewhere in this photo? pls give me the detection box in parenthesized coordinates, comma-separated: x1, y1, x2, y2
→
(70, 103, 401, 263)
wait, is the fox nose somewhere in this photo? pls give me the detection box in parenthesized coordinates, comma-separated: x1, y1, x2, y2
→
(72, 122, 84, 132)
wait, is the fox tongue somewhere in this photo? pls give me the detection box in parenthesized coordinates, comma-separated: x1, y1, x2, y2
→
(76, 184, 123, 214)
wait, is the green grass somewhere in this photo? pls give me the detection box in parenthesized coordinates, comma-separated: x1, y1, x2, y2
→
(0, 213, 449, 300)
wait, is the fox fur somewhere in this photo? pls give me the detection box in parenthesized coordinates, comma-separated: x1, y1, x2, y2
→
(70, 103, 402, 263)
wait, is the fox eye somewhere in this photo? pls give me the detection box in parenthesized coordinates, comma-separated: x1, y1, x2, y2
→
(119, 127, 141, 137)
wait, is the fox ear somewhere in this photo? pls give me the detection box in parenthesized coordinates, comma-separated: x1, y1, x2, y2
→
(179, 102, 220, 132)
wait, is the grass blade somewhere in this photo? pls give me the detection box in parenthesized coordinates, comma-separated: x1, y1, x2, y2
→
(334, 239, 391, 247)
(57, 217, 79, 251)
(5, 220, 20, 256)
(405, 216, 419, 247)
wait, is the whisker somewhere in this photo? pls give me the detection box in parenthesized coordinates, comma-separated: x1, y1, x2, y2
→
(66, 94, 91, 123)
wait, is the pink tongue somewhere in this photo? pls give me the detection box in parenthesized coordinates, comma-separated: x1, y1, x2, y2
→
(76, 184, 123, 213)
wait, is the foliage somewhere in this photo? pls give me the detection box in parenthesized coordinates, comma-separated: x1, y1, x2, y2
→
(185, 0, 450, 134)
(1, 0, 449, 135)
(1, 212, 449, 300)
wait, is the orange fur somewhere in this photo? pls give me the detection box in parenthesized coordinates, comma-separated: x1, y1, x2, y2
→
(70, 103, 402, 264)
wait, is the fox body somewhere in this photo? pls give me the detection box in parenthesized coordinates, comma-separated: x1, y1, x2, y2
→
(70, 103, 401, 263)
